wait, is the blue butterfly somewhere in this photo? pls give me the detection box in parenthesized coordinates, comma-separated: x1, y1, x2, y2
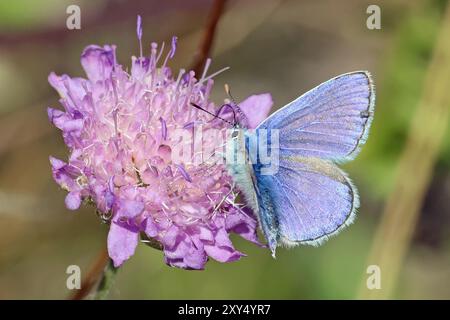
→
(227, 71, 375, 256)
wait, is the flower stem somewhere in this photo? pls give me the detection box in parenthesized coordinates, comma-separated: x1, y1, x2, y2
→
(93, 259, 118, 300)
(70, 248, 109, 300)
(191, 0, 227, 75)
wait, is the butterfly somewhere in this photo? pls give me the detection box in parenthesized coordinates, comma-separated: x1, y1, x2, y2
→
(225, 71, 375, 256)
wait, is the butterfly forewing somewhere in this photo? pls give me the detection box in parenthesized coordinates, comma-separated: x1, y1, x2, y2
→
(256, 71, 375, 162)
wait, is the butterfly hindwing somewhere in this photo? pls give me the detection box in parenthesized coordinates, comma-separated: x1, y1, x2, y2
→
(254, 156, 357, 254)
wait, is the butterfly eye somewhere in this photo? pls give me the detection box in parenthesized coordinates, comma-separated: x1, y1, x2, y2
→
(231, 130, 239, 138)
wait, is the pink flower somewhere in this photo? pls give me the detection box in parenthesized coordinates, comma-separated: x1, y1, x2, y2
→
(48, 20, 273, 269)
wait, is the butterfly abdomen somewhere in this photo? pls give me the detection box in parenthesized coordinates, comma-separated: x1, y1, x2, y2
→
(252, 168, 280, 255)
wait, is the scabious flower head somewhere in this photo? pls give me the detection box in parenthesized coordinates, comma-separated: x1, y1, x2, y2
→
(48, 19, 273, 269)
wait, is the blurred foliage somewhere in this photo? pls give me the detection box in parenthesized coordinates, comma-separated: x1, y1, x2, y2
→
(354, 0, 448, 199)
(0, 0, 100, 31)
(0, 0, 63, 31)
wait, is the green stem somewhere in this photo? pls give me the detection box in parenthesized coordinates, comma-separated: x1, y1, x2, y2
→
(93, 259, 118, 300)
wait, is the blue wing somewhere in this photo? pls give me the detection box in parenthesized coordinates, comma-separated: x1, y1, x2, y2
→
(257, 71, 375, 161)
(255, 157, 358, 254)
(252, 71, 374, 254)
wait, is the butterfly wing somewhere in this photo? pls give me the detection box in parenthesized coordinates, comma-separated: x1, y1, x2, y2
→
(255, 156, 357, 254)
(257, 71, 375, 161)
(252, 71, 374, 253)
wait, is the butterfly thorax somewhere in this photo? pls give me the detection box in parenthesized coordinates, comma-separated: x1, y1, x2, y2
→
(226, 128, 260, 217)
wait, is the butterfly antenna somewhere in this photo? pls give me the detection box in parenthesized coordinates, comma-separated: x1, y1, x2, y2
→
(190, 102, 234, 126)
(224, 84, 238, 105)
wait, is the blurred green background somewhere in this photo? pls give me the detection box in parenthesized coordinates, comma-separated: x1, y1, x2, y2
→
(0, 0, 449, 299)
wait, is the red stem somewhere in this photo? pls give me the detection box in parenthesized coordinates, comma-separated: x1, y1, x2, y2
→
(191, 0, 228, 75)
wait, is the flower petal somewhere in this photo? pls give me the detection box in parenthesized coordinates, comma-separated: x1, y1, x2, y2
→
(49, 157, 80, 191)
(107, 221, 139, 267)
(48, 73, 86, 108)
(162, 225, 180, 249)
(116, 198, 144, 218)
(65, 191, 81, 210)
(204, 228, 244, 263)
(183, 246, 207, 270)
(81, 45, 116, 82)
(49, 156, 66, 171)
(163, 234, 207, 270)
(239, 93, 273, 128)
(143, 216, 158, 237)
(226, 208, 262, 246)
